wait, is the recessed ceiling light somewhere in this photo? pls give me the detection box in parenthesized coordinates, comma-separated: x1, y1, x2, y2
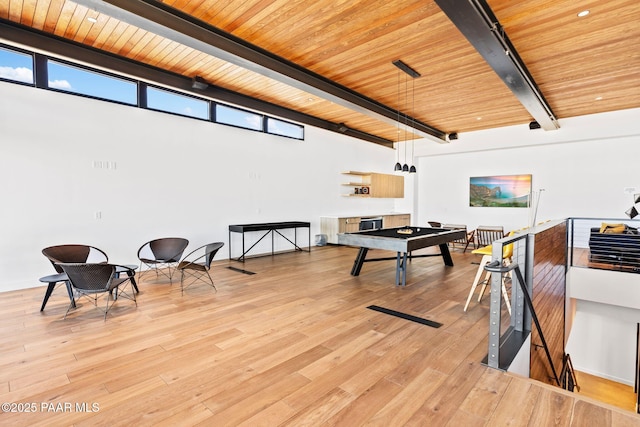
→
(87, 17, 98, 23)
(595, 96, 603, 101)
(476, 117, 482, 120)
(577, 10, 590, 18)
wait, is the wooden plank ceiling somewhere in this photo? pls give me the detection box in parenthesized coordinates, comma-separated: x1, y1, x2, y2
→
(0, 0, 638, 146)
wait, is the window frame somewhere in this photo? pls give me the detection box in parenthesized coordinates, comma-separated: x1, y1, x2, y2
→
(0, 43, 35, 86)
(45, 57, 138, 106)
(145, 83, 211, 121)
(215, 103, 266, 133)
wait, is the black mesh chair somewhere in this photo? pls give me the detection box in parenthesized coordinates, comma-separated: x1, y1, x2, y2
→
(176, 242, 224, 295)
(42, 244, 108, 272)
(41, 244, 109, 311)
(59, 263, 137, 320)
(137, 238, 189, 283)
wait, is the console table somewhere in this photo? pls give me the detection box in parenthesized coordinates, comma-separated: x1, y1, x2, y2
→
(228, 221, 311, 262)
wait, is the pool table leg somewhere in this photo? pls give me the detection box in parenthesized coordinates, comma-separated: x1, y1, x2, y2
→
(351, 247, 369, 276)
(440, 243, 454, 266)
(396, 251, 408, 286)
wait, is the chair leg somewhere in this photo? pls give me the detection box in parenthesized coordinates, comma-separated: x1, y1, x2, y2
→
(206, 270, 216, 291)
(464, 255, 490, 311)
(501, 280, 511, 315)
(104, 293, 112, 321)
(478, 270, 492, 301)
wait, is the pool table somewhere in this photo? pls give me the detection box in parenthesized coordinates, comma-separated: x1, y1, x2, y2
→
(338, 226, 466, 286)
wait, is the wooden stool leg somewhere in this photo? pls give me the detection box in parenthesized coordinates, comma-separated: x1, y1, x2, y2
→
(501, 279, 511, 315)
(478, 270, 492, 301)
(464, 255, 490, 312)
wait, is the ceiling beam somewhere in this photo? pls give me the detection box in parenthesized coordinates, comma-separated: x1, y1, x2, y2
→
(0, 20, 393, 147)
(434, 0, 559, 131)
(74, 0, 448, 142)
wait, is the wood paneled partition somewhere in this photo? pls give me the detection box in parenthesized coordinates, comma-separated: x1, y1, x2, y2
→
(529, 222, 568, 385)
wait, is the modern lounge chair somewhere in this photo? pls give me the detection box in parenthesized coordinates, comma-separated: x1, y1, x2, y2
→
(59, 262, 137, 320)
(176, 242, 224, 295)
(137, 237, 189, 283)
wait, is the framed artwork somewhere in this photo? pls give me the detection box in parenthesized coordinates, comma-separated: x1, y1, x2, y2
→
(469, 174, 532, 207)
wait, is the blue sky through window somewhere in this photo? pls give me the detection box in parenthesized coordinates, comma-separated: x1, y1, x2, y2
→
(147, 86, 209, 119)
(0, 47, 33, 83)
(268, 117, 304, 139)
(47, 60, 136, 104)
(1, 45, 303, 140)
(216, 104, 263, 131)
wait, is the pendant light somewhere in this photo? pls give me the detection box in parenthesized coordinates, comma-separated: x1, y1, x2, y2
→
(394, 70, 402, 171)
(409, 76, 417, 173)
(392, 59, 421, 173)
(392, 59, 420, 173)
(401, 72, 409, 172)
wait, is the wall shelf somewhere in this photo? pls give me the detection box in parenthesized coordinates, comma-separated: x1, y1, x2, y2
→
(341, 171, 403, 198)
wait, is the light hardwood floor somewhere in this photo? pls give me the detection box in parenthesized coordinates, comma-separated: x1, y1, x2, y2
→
(575, 371, 637, 413)
(1, 245, 639, 426)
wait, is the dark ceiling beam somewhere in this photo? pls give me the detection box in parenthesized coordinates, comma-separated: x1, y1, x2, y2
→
(434, 0, 559, 131)
(73, 0, 447, 142)
(0, 20, 393, 147)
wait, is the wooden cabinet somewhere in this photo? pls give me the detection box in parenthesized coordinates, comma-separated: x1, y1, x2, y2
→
(320, 216, 360, 244)
(320, 213, 411, 244)
(382, 214, 411, 228)
(342, 171, 404, 198)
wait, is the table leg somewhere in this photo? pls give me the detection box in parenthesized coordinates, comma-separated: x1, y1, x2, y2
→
(127, 271, 139, 293)
(351, 247, 369, 276)
(395, 252, 408, 286)
(402, 252, 408, 286)
(40, 280, 76, 311)
(40, 282, 56, 311)
(439, 243, 455, 266)
(242, 231, 246, 262)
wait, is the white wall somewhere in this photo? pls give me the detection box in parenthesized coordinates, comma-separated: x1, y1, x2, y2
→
(566, 267, 640, 385)
(0, 81, 400, 291)
(410, 108, 640, 232)
(3, 77, 639, 294)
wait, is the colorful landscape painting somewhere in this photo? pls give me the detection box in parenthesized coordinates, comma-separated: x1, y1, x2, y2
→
(469, 174, 532, 207)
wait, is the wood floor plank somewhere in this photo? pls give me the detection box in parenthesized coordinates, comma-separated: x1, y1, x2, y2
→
(458, 366, 513, 419)
(404, 358, 488, 426)
(365, 368, 448, 426)
(487, 377, 542, 425)
(571, 399, 613, 426)
(528, 386, 574, 427)
(325, 378, 404, 426)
